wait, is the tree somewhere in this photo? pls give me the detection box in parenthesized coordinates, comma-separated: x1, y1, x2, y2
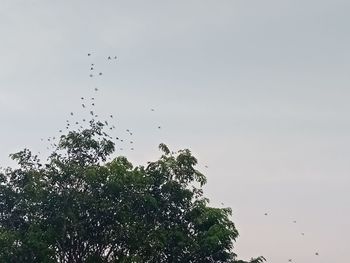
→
(0, 120, 265, 262)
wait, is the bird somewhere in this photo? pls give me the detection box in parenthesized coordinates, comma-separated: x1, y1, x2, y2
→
(94, 88, 98, 91)
(92, 103, 95, 106)
(130, 141, 133, 144)
(90, 67, 94, 70)
(110, 115, 113, 118)
(81, 97, 84, 100)
(89, 74, 93, 77)
(70, 112, 74, 116)
(82, 104, 85, 108)
(288, 259, 292, 262)
(301, 233, 305, 236)
(88, 53, 91, 56)
(315, 252, 319, 256)
(108, 56, 111, 60)
(151, 108, 155, 111)
(99, 72, 102, 76)
(59, 130, 62, 133)
(293, 220, 297, 223)
(90, 111, 94, 115)
(114, 56, 117, 59)
(131, 148, 134, 150)
(205, 165, 208, 168)
(158, 126, 161, 129)
(264, 213, 268, 216)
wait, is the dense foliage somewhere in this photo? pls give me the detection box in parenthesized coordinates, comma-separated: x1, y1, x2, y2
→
(0, 121, 265, 262)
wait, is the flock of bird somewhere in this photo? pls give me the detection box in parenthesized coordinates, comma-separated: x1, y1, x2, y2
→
(40, 53, 164, 155)
(262, 212, 320, 261)
(37, 52, 322, 262)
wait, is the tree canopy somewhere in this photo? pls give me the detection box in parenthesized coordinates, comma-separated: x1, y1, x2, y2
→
(0, 121, 265, 262)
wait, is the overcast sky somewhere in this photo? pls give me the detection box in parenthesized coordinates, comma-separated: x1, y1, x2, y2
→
(1, 1, 349, 262)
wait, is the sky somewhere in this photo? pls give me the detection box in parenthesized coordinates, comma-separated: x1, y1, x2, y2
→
(0, 0, 349, 262)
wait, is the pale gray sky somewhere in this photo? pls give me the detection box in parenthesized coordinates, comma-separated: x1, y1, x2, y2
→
(1, 1, 349, 262)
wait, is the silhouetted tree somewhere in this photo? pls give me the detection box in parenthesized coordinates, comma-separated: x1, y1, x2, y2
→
(0, 121, 265, 262)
